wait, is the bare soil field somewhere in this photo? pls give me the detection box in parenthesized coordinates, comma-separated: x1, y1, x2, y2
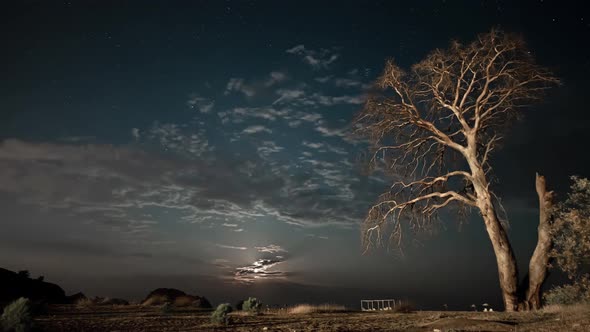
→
(34, 304, 590, 332)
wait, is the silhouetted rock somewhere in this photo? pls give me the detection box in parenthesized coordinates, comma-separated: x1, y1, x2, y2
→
(142, 288, 211, 308)
(0, 268, 66, 305)
(143, 288, 186, 303)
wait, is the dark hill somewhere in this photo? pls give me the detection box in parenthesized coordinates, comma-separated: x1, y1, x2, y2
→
(142, 288, 211, 308)
(0, 268, 66, 304)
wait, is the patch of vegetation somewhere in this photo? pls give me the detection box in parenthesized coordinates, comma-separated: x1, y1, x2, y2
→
(211, 303, 232, 325)
(242, 297, 262, 315)
(545, 177, 590, 306)
(544, 276, 590, 305)
(1, 297, 33, 332)
(551, 177, 590, 280)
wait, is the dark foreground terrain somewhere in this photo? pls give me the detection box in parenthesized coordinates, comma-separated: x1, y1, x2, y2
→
(35, 304, 590, 332)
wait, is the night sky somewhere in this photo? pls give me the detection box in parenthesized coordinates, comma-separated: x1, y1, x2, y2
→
(1, 1, 589, 310)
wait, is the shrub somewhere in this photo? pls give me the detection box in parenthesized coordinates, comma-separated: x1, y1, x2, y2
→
(543, 278, 590, 305)
(211, 303, 232, 325)
(1, 297, 33, 332)
(242, 297, 262, 315)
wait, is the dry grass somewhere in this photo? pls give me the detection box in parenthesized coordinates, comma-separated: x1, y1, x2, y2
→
(35, 305, 590, 332)
(231, 310, 252, 317)
(286, 303, 346, 314)
(542, 303, 590, 314)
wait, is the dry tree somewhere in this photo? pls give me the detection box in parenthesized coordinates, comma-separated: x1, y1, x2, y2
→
(354, 29, 558, 311)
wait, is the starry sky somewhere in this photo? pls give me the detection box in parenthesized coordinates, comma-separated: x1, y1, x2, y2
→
(1, 0, 589, 310)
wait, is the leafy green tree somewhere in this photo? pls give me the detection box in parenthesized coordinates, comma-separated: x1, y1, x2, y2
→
(546, 176, 590, 304)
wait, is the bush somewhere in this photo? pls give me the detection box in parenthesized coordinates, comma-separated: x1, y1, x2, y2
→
(210, 303, 232, 325)
(242, 297, 262, 315)
(1, 297, 33, 332)
(544, 278, 590, 305)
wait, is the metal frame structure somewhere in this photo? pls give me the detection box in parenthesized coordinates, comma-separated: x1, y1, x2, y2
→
(360, 299, 398, 311)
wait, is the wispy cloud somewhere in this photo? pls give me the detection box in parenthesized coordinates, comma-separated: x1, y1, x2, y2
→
(216, 244, 248, 250)
(234, 257, 287, 282)
(242, 125, 273, 134)
(265, 71, 288, 87)
(302, 141, 324, 149)
(148, 122, 211, 156)
(131, 128, 140, 140)
(273, 88, 305, 105)
(272, 89, 365, 107)
(224, 78, 256, 97)
(257, 141, 284, 157)
(334, 78, 363, 88)
(286, 45, 340, 69)
(255, 244, 287, 254)
(314, 75, 332, 83)
(330, 95, 365, 105)
(187, 94, 215, 113)
(315, 125, 345, 137)
(300, 113, 322, 122)
(230, 107, 291, 122)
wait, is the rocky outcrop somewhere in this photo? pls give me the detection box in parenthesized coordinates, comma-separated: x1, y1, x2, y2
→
(142, 288, 211, 308)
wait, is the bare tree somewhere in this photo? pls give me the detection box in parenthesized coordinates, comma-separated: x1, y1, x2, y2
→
(354, 29, 558, 311)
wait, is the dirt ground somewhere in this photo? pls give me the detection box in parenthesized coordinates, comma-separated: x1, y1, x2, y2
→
(35, 305, 590, 332)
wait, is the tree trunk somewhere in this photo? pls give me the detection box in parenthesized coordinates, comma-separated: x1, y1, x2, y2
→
(479, 197, 520, 311)
(468, 158, 520, 312)
(520, 173, 554, 310)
